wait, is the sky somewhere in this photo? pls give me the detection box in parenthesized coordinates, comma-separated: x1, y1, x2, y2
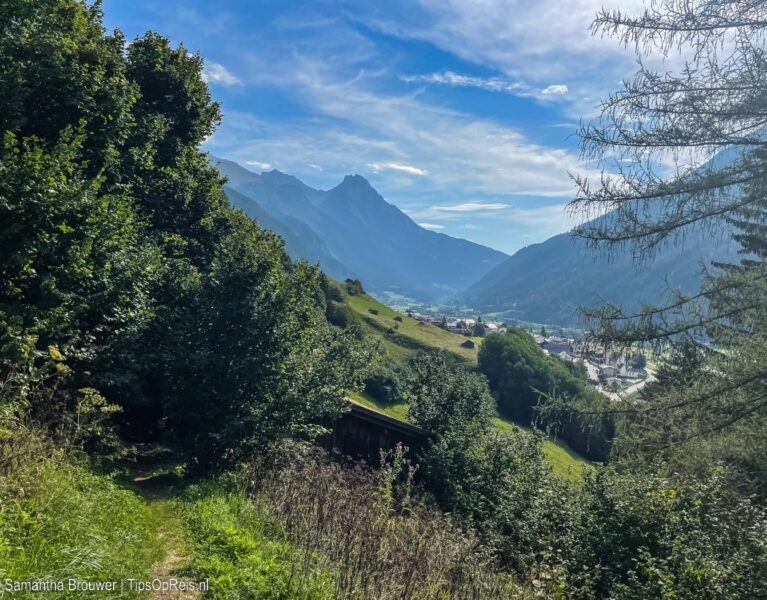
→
(102, 0, 650, 255)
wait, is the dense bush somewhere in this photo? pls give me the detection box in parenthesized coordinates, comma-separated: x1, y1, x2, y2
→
(401, 353, 767, 598)
(343, 278, 365, 296)
(478, 328, 612, 459)
(405, 351, 494, 434)
(0, 0, 365, 471)
(557, 468, 767, 599)
(363, 364, 406, 404)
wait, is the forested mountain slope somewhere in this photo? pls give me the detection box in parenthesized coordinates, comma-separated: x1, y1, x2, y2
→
(460, 219, 739, 326)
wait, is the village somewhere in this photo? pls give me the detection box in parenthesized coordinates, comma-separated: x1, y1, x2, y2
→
(406, 309, 653, 400)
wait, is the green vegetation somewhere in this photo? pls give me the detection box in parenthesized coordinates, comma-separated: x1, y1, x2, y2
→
(0, 436, 160, 598)
(345, 292, 481, 364)
(351, 360, 588, 481)
(331, 283, 593, 474)
(561, 0, 767, 502)
(0, 0, 366, 473)
(1, 1, 766, 598)
(180, 485, 337, 599)
(492, 417, 591, 480)
(348, 390, 409, 422)
(479, 328, 613, 461)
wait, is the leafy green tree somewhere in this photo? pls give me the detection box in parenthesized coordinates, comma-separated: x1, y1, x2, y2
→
(344, 278, 365, 296)
(404, 351, 493, 434)
(0, 0, 135, 178)
(479, 329, 611, 459)
(0, 0, 366, 469)
(0, 133, 158, 403)
(565, 359, 589, 382)
(479, 329, 594, 423)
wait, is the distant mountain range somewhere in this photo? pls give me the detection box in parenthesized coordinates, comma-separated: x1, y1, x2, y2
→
(460, 148, 743, 326)
(213, 156, 740, 327)
(211, 157, 508, 303)
(459, 220, 739, 326)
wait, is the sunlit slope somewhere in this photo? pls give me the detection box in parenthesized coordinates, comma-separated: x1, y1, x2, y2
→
(348, 391, 590, 481)
(345, 293, 481, 364)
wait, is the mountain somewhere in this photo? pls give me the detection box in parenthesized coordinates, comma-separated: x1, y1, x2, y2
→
(459, 224, 739, 327)
(211, 156, 508, 303)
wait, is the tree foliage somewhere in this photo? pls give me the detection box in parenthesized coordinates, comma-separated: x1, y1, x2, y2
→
(0, 0, 364, 470)
(565, 0, 767, 497)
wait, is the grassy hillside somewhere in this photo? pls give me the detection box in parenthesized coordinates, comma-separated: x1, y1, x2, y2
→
(336, 287, 591, 479)
(349, 392, 590, 482)
(345, 293, 481, 364)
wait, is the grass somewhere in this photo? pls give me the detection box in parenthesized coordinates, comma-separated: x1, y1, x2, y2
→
(0, 433, 339, 600)
(348, 391, 590, 482)
(0, 441, 161, 599)
(179, 483, 336, 599)
(345, 294, 481, 365)
(491, 417, 592, 480)
(348, 390, 409, 421)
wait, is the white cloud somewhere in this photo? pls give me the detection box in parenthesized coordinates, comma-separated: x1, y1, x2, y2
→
(202, 62, 242, 86)
(434, 202, 510, 212)
(206, 66, 589, 201)
(541, 84, 569, 96)
(368, 162, 428, 176)
(352, 0, 652, 115)
(245, 160, 272, 171)
(418, 222, 445, 230)
(401, 71, 526, 95)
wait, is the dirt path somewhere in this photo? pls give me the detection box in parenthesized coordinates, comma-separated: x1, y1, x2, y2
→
(144, 500, 200, 600)
(131, 445, 201, 600)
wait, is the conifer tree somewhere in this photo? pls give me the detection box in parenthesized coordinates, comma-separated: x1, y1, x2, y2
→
(565, 0, 767, 495)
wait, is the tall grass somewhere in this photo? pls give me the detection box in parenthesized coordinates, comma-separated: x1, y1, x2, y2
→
(239, 443, 527, 599)
(0, 430, 160, 599)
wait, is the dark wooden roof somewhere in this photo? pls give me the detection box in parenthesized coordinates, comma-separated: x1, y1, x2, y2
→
(346, 399, 430, 438)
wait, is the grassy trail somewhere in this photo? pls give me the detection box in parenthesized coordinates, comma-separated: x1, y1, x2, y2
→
(131, 447, 199, 600)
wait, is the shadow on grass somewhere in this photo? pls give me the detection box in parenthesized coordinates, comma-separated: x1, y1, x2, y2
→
(113, 443, 189, 501)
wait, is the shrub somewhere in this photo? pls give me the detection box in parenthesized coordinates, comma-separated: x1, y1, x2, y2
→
(363, 364, 406, 404)
(343, 279, 365, 296)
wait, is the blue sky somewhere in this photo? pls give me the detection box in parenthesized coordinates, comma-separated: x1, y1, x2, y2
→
(103, 0, 647, 255)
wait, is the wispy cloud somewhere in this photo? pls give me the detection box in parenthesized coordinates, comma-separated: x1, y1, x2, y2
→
(203, 61, 241, 86)
(401, 71, 526, 95)
(434, 202, 510, 212)
(418, 222, 445, 230)
(245, 160, 272, 170)
(352, 0, 650, 115)
(368, 162, 428, 176)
